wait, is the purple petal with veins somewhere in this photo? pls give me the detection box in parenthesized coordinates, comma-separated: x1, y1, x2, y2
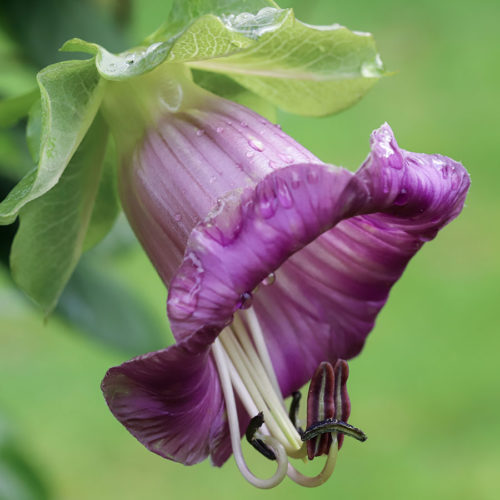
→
(103, 90, 470, 467)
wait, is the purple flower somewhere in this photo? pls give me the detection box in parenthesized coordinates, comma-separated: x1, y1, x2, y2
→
(102, 87, 469, 488)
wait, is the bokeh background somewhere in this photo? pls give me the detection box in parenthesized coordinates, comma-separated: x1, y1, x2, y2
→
(0, 0, 499, 499)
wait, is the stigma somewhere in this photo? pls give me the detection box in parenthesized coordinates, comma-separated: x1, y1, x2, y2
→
(211, 305, 367, 488)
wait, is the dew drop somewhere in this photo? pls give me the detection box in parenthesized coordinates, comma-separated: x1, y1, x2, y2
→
(450, 167, 460, 189)
(246, 151, 255, 159)
(382, 176, 390, 194)
(440, 165, 449, 179)
(393, 188, 409, 206)
(240, 121, 248, 128)
(307, 170, 319, 184)
(268, 160, 277, 169)
(249, 138, 264, 152)
(209, 175, 217, 184)
(196, 129, 205, 137)
(174, 213, 182, 222)
(279, 154, 294, 164)
(216, 126, 224, 134)
(225, 120, 233, 125)
(237, 292, 253, 310)
(262, 272, 276, 286)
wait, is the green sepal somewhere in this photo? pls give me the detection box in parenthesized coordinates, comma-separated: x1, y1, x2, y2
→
(0, 59, 105, 225)
(82, 138, 120, 252)
(10, 114, 110, 313)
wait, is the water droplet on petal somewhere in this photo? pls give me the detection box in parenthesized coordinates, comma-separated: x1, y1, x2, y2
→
(268, 160, 277, 169)
(196, 129, 205, 137)
(249, 138, 264, 152)
(240, 121, 248, 128)
(279, 154, 294, 164)
(209, 176, 217, 184)
(237, 292, 253, 310)
(394, 188, 409, 206)
(174, 213, 182, 222)
(216, 126, 224, 134)
(262, 272, 276, 286)
(246, 151, 255, 159)
(382, 176, 390, 194)
(440, 165, 450, 179)
(450, 167, 460, 189)
(307, 170, 319, 184)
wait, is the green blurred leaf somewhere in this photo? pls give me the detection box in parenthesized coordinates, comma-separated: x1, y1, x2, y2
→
(0, 417, 50, 500)
(0, 90, 38, 128)
(0, 129, 33, 181)
(189, 10, 384, 116)
(10, 114, 109, 313)
(57, 258, 166, 355)
(0, 59, 105, 225)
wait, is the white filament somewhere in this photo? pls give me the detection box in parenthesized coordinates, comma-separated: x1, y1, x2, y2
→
(212, 339, 288, 489)
(287, 436, 339, 487)
(212, 310, 343, 488)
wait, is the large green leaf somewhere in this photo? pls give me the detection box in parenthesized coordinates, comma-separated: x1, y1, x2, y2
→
(189, 10, 384, 115)
(148, 0, 279, 43)
(0, 59, 105, 225)
(60, 5, 382, 116)
(10, 114, 109, 313)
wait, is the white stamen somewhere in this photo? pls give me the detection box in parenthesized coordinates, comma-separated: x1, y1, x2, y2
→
(287, 436, 339, 487)
(212, 309, 343, 488)
(242, 308, 283, 403)
(212, 339, 288, 489)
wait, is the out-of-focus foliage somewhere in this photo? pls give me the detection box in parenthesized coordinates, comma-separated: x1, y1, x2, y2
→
(0, 416, 50, 500)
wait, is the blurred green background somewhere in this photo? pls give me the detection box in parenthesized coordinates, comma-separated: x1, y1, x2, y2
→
(0, 0, 499, 499)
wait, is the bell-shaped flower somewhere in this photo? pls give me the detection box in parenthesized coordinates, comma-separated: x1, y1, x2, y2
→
(101, 68, 469, 488)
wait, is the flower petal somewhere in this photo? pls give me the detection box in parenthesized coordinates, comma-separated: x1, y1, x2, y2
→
(101, 326, 231, 466)
(167, 124, 469, 396)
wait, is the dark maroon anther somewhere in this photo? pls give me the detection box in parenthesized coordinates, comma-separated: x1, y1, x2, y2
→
(306, 362, 336, 460)
(245, 412, 276, 461)
(333, 359, 351, 449)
